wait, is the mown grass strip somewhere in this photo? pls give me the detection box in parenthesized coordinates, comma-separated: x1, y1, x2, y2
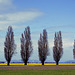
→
(0, 69, 75, 75)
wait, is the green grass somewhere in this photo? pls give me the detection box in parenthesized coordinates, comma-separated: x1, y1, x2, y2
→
(0, 69, 75, 75)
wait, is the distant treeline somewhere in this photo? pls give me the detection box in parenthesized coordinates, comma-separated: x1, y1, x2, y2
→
(3, 26, 75, 65)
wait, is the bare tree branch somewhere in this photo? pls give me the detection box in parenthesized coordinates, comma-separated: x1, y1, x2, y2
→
(53, 31, 63, 65)
(73, 40, 75, 59)
(4, 26, 16, 66)
(20, 26, 33, 65)
(38, 29, 49, 65)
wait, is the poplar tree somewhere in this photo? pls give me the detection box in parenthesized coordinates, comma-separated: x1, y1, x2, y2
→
(20, 26, 33, 65)
(53, 31, 63, 65)
(73, 40, 75, 59)
(4, 26, 16, 66)
(38, 29, 49, 65)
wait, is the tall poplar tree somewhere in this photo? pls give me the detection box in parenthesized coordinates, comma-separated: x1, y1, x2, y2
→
(4, 26, 16, 65)
(38, 29, 49, 65)
(53, 31, 63, 65)
(73, 40, 75, 59)
(20, 26, 33, 65)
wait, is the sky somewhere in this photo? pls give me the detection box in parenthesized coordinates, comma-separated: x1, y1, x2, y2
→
(0, 0, 75, 62)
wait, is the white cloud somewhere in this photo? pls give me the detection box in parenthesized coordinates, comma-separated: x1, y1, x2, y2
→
(0, 0, 13, 10)
(0, 11, 43, 31)
(0, 24, 27, 31)
(48, 38, 73, 49)
(0, 0, 12, 5)
(5, 11, 43, 22)
(63, 39, 73, 48)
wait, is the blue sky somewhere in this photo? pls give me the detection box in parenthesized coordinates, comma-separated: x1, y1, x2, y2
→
(0, 0, 75, 62)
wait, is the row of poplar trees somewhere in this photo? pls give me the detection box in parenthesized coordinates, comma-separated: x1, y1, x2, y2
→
(4, 26, 75, 66)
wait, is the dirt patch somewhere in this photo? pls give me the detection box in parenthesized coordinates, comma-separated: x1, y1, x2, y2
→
(0, 65, 75, 70)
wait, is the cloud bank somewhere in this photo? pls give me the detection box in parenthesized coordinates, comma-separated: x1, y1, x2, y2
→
(0, 0, 13, 10)
(0, 11, 43, 31)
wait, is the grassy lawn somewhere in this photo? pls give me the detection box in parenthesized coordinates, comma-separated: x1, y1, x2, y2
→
(0, 69, 75, 75)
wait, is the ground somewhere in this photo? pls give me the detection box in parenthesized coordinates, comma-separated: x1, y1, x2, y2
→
(0, 66, 75, 75)
(0, 65, 75, 70)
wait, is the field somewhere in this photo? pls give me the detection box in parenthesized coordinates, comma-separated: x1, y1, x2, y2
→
(0, 69, 75, 75)
(0, 63, 75, 75)
(0, 63, 75, 65)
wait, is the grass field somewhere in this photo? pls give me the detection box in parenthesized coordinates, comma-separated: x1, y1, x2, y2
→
(0, 63, 75, 65)
(0, 69, 75, 75)
(0, 65, 75, 75)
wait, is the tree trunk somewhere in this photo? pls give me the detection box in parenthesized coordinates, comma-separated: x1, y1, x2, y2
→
(24, 61, 27, 65)
(7, 61, 10, 66)
(42, 61, 44, 65)
(7, 51, 10, 66)
(56, 61, 59, 65)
